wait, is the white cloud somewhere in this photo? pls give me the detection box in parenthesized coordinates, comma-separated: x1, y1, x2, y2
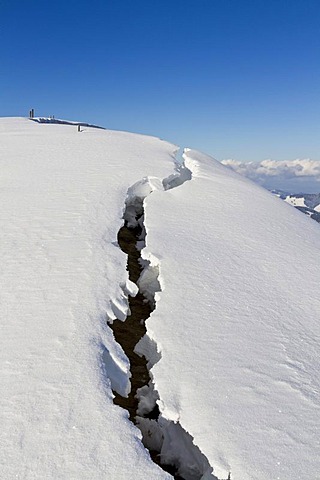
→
(221, 159, 320, 183)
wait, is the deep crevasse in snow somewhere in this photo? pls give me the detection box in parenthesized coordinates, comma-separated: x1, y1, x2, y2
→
(109, 165, 218, 479)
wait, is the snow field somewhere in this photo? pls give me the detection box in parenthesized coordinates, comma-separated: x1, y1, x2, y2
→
(0, 118, 175, 479)
(1, 118, 320, 480)
(138, 149, 320, 480)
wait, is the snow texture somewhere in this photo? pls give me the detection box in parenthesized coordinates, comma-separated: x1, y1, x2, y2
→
(30, 116, 105, 129)
(1, 118, 320, 480)
(0, 118, 174, 479)
(140, 149, 320, 480)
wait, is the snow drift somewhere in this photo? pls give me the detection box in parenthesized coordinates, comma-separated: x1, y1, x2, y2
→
(0, 118, 174, 480)
(139, 149, 320, 479)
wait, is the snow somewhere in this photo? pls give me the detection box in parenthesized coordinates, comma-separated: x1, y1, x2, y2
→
(1, 118, 320, 480)
(30, 116, 105, 129)
(284, 195, 306, 207)
(0, 118, 174, 479)
(139, 149, 320, 479)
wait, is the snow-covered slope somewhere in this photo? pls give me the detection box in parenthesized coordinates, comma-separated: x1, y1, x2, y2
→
(139, 150, 320, 479)
(0, 118, 174, 480)
(1, 118, 320, 480)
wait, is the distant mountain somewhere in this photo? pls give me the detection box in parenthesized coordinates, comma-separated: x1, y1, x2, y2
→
(271, 189, 320, 223)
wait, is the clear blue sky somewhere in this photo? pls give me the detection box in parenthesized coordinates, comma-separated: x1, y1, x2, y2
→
(1, 0, 320, 161)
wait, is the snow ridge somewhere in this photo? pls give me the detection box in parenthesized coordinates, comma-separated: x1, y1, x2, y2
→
(109, 157, 221, 479)
(30, 117, 105, 129)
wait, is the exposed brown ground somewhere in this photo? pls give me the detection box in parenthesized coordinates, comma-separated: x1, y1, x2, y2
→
(110, 222, 183, 479)
(110, 224, 152, 421)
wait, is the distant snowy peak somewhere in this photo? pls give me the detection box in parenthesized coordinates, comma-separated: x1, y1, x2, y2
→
(271, 189, 320, 222)
(272, 189, 320, 209)
(284, 195, 306, 207)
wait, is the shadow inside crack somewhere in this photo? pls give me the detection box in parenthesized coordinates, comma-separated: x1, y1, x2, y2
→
(110, 222, 151, 420)
(110, 220, 183, 478)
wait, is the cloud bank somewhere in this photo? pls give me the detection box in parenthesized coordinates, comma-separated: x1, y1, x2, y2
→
(221, 159, 320, 192)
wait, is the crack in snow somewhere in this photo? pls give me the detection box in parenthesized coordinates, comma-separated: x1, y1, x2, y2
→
(107, 153, 228, 480)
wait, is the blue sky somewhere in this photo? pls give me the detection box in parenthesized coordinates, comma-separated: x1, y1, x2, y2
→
(1, 0, 320, 163)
